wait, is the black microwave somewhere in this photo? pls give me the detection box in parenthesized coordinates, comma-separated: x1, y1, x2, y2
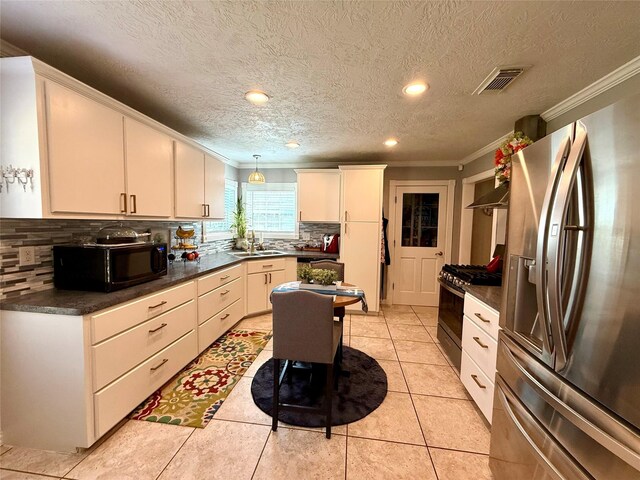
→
(53, 243, 168, 292)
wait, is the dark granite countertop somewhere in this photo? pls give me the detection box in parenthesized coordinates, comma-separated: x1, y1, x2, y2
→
(1, 250, 339, 316)
(462, 284, 503, 312)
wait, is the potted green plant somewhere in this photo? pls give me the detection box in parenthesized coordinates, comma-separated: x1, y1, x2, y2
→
(230, 196, 248, 250)
(297, 266, 338, 290)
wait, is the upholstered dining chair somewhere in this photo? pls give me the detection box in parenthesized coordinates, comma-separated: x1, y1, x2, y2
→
(271, 290, 342, 439)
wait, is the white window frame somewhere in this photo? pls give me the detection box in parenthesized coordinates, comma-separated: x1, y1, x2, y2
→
(242, 182, 299, 239)
(202, 179, 238, 241)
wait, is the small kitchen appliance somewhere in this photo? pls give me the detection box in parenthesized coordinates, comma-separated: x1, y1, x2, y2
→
(321, 233, 340, 253)
(53, 242, 167, 292)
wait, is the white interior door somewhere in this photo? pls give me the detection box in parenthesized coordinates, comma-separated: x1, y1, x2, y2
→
(393, 185, 449, 306)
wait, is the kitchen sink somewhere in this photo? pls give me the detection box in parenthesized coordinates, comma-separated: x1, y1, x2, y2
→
(231, 250, 286, 258)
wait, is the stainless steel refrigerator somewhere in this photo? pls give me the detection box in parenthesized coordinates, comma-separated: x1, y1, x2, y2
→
(490, 94, 640, 479)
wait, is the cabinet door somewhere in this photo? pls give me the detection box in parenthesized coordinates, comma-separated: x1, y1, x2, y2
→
(341, 168, 383, 222)
(341, 221, 381, 312)
(297, 171, 341, 222)
(204, 153, 225, 219)
(45, 81, 125, 215)
(247, 272, 268, 315)
(124, 118, 173, 217)
(267, 269, 286, 307)
(175, 141, 205, 218)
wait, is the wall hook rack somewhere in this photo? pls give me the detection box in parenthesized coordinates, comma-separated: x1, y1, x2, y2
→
(1, 165, 35, 193)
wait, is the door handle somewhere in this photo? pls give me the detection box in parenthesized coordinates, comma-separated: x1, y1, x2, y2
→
(435, 251, 443, 257)
(473, 336, 489, 348)
(344, 210, 348, 222)
(148, 323, 168, 333)
(202, 203, 207, 217)
(299, 211, 302, 221)
(547, 127, 588, 371)
(535, 136, 571, 360)
(220, 313, 230, 320)
(220, 290, 230, 296)
(264, 273, 268, 285)
(471, 374, 486, 389)
(269, 273, 272, 283)
(150, 358, 168, 371)
(220, 275, 230, 280)
(206, 204, 210, 217)
(148, 300, 167, 310)
(130, 194, 137, 214)
(474, 312, 491, 323)
(120, 193, 127, 213)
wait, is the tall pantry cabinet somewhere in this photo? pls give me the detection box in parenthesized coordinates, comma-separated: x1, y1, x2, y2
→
(339, 165, 386, 313)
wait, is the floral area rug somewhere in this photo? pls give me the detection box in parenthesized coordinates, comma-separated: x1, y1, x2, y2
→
(130, 329, 271, 428)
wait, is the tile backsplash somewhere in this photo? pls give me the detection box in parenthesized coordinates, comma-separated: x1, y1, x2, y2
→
(0, 219, 340, 300)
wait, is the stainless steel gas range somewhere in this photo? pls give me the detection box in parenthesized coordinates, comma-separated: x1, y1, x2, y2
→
(437, 263, 502, 370)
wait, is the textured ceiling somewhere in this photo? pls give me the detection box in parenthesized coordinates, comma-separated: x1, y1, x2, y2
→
(1, 1, 639, 167)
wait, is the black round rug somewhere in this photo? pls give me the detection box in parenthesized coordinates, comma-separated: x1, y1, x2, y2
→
(250, 346, 387, 427)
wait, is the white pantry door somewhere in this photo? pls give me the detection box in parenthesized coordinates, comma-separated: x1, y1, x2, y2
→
(393, 185, 449, 306)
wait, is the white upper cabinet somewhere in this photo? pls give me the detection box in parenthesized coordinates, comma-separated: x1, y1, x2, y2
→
(45, 81, 125, 215)
(204, 154, 225, 219)
(296, 169, 341, 223)
(340, 167, 384, 222)
(175, 144, 226, 219)
(0, 56, 227, 220)
(175, 141, 206, 218)
(124, 118, 173, 217)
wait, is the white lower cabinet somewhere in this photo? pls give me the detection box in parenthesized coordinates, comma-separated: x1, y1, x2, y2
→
(246, 257, 296, 315)
(94, 330, 197, 438)
(196, 263, 245, 352)
(460, 293, 500, 424)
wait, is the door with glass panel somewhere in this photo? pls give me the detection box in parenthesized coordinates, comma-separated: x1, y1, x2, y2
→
(393, 185, 449, 306)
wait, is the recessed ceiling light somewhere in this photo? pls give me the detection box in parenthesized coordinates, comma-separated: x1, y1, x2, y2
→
(384, 138, 398, 147)
(402, 82, 428, 96)
(286, 141, 300, 148)
(244, 90, 270, 105)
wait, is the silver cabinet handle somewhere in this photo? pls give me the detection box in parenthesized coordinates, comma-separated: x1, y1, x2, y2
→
(264, 273, 268, 285)
(120, 193, 127, 213)
(269, 272, 272, 283)
(148, 322, 167, 333)
(474, 312, 490, 323)
(150, 358, 168, 371)
(202, 203, 207, 217)
(473, 336, 488, 348)
(148, 301, 167, 309)
(471, 374, 486, 389)
(220, 290, 230, 296)
(206, 204, 210, 217)
(130, 194, 137, 214)
(220, 313, 230, 320)
(220, 275, 230, 280)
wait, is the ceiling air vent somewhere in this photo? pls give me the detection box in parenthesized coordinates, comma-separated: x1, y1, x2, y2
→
(473, 66, 527, 94)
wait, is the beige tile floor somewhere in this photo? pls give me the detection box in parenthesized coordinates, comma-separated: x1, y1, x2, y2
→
(0, 305, 493, 480)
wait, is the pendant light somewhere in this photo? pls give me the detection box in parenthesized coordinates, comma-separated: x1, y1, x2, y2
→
(248, 154, 265, 184)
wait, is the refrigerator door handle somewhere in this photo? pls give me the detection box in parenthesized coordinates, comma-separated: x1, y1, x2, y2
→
(495, 379, 592, 480)
(546, 126, 590, 371)
(535, 136, 572, 359)
(501, 336, 640, 471)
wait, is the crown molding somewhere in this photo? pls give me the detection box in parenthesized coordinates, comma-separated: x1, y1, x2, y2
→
(235, 159, 460, 169)
(460, 131, 513, 165)
(0, 39, 28, 57)
(541, 55, 640, 121)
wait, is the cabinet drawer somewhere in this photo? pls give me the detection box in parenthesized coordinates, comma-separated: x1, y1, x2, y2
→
(94, 330, 196, 438)
(92, 300, 196, 391)
(247, 258, 285, 274)
(462, 315, 498, 379)
(197, 264, 242, 296)
(198, 298, 244, 353)
(463, 294, 499, 340)
(461, 351, 494, 424)
(91, 281, 196, 344)
(197, 277, 242, 325)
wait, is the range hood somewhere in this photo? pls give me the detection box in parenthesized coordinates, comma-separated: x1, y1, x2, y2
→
(467, 182, 509, 209)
